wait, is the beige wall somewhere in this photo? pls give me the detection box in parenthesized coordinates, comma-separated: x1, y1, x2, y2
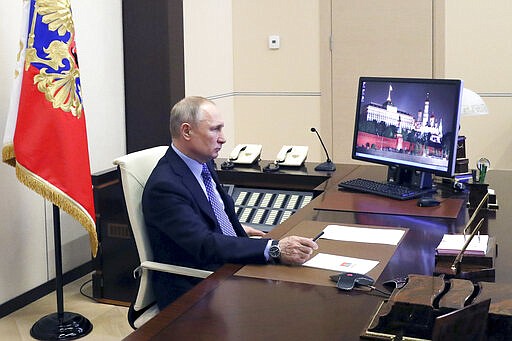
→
(232, 0, 322, 161)
(329, 0, 434, 166)
(184, 0, 324, 162)
(183, 0, 236, 153)
(444, 0, 512, 170)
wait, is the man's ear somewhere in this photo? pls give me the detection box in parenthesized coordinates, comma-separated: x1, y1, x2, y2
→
(181, 123, 192, 140)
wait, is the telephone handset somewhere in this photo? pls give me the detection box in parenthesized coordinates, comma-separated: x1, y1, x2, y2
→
(275, 145, 308, 166)
(228, 144, 262, 164)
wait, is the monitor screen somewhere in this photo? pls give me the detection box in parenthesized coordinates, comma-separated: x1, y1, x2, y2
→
(352, 77, 463, 179)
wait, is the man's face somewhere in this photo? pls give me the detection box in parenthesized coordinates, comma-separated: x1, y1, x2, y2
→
(188, 102, 226, 163)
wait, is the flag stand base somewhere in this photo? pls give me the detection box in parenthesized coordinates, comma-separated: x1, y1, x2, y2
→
(30, 311, 92, 340)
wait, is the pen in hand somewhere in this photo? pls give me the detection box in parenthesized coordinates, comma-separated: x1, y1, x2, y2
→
(312, 231, 324, 242)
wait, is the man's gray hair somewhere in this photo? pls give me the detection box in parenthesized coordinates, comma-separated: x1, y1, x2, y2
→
(169, 96, 215, 138)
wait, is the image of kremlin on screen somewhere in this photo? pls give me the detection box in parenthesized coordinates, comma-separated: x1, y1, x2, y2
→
(355, 81, 458, 170)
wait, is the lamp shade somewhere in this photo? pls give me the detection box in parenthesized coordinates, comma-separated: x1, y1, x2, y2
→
(461, 88, 489, 116)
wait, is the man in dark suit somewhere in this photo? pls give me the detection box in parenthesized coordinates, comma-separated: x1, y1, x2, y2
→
(143, 96, 318, 309)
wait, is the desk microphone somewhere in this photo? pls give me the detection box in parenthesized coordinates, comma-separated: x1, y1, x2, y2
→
(310, 127, 336, 171)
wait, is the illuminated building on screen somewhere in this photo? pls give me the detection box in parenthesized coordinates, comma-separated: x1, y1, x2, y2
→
(363, 85, 443, 143)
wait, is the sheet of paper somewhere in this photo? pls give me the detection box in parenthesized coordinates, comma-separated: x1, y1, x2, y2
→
(436, 234, 489, 255)
(320, 224, 405, 245)
(303, 253, 379, 274)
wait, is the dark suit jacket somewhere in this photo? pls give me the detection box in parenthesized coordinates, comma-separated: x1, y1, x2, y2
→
(142, 146, 269, 309)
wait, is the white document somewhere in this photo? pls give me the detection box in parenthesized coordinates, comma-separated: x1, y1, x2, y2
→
(303, 253, 379, 274)
(436, 234, 489, 256)
(320, 224, 405, 246)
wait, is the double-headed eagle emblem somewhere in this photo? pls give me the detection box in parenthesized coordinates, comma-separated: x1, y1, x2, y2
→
(24, 0, 83, 118)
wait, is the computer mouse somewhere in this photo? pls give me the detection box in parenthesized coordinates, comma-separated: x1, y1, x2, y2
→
(417, 197, 440, 207)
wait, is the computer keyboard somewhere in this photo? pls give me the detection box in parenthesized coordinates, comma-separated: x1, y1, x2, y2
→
(338, 178, 435, 200)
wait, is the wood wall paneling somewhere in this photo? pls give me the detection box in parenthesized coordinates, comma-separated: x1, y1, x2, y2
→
(122, 0, 185, 153)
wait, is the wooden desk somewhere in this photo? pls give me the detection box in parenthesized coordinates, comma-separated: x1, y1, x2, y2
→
(124, 166, 510, 340)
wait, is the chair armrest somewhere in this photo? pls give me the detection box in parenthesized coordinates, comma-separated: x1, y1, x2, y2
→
(134, 260, 213, 279)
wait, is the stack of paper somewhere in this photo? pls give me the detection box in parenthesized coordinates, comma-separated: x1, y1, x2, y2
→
(436, 234, 489, 256)
(321, 224, 405, 246)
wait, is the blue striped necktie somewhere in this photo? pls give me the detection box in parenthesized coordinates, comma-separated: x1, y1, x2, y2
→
(201, 164, 237, 236)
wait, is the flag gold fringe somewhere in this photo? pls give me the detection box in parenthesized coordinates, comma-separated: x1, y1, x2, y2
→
(2, 144, 16, 167)
(15, 163, 98, 257)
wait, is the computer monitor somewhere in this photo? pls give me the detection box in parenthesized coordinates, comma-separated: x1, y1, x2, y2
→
(352, 76, 463, 189)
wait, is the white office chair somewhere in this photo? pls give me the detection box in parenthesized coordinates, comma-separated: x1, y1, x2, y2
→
(113, 146, 213, 329)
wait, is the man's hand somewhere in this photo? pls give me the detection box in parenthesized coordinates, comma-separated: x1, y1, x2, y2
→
(278, 236, 318, 265)
(243, 224, 266, 238)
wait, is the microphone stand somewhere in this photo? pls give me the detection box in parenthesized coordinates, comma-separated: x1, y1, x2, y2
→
(315, 159, 337, 172)
(310, 128, 336, 171)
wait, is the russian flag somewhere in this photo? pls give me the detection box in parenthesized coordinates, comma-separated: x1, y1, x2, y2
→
(2, 0, 97, 257)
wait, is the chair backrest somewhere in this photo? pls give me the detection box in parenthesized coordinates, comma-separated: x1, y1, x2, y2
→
(113, 146, 168, 264)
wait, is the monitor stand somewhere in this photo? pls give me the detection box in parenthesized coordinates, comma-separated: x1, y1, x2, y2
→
(386, 165, 434, 190)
